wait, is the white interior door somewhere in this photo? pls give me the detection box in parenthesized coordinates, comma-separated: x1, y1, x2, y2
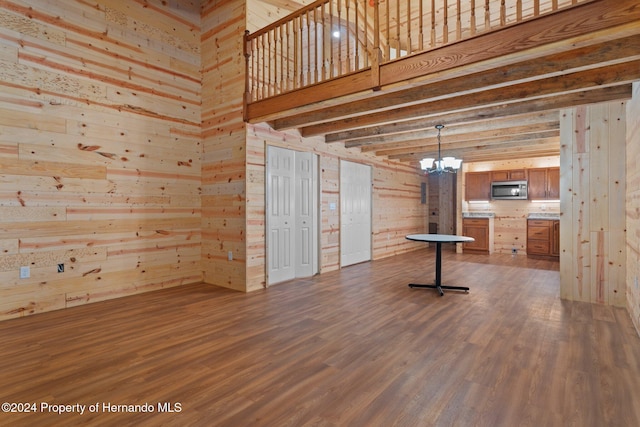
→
(267, 146, 295, 284)
(340, 160, 372, 267)
(295, 151, 316, 278)
(267, 146, 318, 285)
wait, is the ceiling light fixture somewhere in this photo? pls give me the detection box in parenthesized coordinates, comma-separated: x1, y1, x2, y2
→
(420, 124, 462, 174)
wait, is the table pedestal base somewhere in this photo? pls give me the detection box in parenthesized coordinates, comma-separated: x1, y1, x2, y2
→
(408, 283, 469, 297)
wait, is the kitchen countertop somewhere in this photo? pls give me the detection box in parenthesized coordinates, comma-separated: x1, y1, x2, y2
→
(528, 213, 560, 220)
(462, 212, 495, 218)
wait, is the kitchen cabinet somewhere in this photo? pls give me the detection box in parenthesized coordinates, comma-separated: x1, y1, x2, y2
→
(552, 220, 560, 256)
(462, 218, 489, 253)
(527, 219, 559, 259)
(528, 167, 560, 200)
(491, 169, 526, 181)
(465, 172, 491, 201)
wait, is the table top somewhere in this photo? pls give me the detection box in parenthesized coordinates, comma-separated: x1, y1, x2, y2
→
(406, 234, 475, 243)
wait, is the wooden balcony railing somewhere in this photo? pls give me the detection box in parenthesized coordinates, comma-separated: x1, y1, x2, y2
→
(244, 0, 589, 104)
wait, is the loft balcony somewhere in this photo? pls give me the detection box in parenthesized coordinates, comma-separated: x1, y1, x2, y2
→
(243, 0, 640, 164)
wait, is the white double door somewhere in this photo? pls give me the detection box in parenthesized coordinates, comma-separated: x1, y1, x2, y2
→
(340, 160, 372, 267)
(266, 146, 318, 285)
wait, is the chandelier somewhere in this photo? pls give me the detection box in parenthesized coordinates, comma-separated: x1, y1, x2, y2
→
(420, 124, 462, 174)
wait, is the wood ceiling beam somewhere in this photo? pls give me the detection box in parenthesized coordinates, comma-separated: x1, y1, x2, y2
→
(301, 61, 639, 137)
(352, 115, 560, 150)
(326, 86, 630, 144)
(384, 131, 560, 160)
(361, 123, 560, 155)
(274, 34, 640, 132)
(329, 86, 631, 143)
(393, 137, 561, 163)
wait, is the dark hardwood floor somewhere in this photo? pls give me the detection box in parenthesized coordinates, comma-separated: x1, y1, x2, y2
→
(1, 247, 639, 426)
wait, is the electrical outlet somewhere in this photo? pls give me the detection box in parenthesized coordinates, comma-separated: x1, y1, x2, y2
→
(20, 266, 30, 279)
(228, 251, 233, 261)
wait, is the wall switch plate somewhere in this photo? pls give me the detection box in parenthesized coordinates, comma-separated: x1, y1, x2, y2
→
(228, 251, 233, 261)
(20, 266, 30, 279)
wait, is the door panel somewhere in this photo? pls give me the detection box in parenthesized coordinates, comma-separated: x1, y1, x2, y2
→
(340, 160, 372, 267)
(267, 146, 295, 284)
(296, 152, 313, 277)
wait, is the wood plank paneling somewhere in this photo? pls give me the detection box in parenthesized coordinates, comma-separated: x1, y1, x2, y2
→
(627, 82, 640, 334)
(201, 0, 248, 291)
(560, 101, 627, 307)
(0, 0, 202, 320)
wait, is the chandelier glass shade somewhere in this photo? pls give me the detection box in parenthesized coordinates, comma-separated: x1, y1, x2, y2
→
(420, 125, 462, 174)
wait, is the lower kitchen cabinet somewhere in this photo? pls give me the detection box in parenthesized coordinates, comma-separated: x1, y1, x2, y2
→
(462, 218, 489, 253)
(527, 219, 559, 259)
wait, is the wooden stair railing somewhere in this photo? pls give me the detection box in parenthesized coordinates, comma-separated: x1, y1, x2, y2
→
(244, 0, 588, 108)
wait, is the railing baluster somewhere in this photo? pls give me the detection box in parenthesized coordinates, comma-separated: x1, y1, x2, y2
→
(251, 38, 257, 101)
(419, 0, 424, 51)
(470, 0, 476, 35)
(500, 0, 506, 26)
(430, 0, 436, 48)
(395, 0, 401, 58)
(329, 0, 334, 79)
(517, 0, 522, 21)
(534, 0, 540, 16)
(313, 7, 318, 84)
(321, 3, 326, 81)
(337, 0, 342, 75)
(355, 0, 360, 69)
(364, 0, 369, 68)
(456, 0, 461, 40)
(443, 0, 449, 44)
(406, 0, 412, 56)
(346, 0, 352, 72)
(271, 27, 276, 95)
(385, 0, 391, 58)
(484, 0, 490, 31)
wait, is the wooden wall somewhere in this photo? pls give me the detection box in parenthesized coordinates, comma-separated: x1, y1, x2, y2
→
(0, 0, 203, 320)
(627, 82, 640, 333)
(560, 101, 627, 307)
(246, 123, 428, 291)
(201, 0, 248, 291)
(462, 157, 560, 254)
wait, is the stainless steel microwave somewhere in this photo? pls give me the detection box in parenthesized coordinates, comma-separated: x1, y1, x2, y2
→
(491, 180, 528, 200)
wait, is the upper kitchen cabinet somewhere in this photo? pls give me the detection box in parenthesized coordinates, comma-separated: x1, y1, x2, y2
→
(465, 172, 491, 201)
(528, 167, 560, 200)
(491, 169, 526, 182)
